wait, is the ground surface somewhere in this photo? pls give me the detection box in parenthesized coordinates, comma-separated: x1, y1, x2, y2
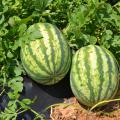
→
(50, 97, 120, 120)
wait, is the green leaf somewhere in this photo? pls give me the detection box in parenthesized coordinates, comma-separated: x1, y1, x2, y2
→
(0, 15, 5, 25)
(7, 51, 14, 58)
(8, 76, 23, 93)
(8, 101, 17, 112)
(14, 66, 22, 76)
(89, 36, 97, 44)
(22, 99, 33, 105)
(18, 24, 27, 37)
(8, 92, 15, 99)
(18, 101, 30, 110)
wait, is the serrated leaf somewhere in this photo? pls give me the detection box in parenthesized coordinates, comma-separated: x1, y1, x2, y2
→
(7, 101, 17, 112)
(8, 76, 23, 93)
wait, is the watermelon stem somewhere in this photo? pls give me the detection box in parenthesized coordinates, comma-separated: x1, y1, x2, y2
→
(90, 98, 120, 111)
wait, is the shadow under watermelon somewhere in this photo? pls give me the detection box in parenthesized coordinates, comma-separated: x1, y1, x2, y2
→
(18, 73, 73, 119)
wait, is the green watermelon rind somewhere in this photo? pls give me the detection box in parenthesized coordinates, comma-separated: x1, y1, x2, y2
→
(70, 45, 119, 107)
(21, 22, 72, 85)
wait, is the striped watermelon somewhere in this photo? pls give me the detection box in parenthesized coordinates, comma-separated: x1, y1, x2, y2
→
(70, 45, 119, 107)
(21, 23, 71, 85)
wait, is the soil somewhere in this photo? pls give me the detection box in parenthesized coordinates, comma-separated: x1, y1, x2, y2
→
(50, 97, 120, 120)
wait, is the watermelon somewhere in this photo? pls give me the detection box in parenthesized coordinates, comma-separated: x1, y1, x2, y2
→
(70, 45, 119, 107)
(21, 23, 71, 85)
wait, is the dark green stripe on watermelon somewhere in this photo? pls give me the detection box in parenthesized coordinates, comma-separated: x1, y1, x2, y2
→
(44, 23, 57, 85)
(44, 23, 56, 76)
(39, 38, 52, 73)
(61, 46, 71, 75)
(28, 43, 51, 75)
(21, 49, 55, 85)
(21, 51, 51, 80)
(101, 47, 114, 99)
(70, 70, 90, 106)
(56, 41, 71, 77)
(75, 51, 91, 104)
(94, 46, 105, 101)
(53, 25, 65, 74)
(84, 46, 95, 103)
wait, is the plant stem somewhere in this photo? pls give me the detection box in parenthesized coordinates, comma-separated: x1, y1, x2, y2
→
(90, 98, 120, 111)
(16, 107, 23, 113)
(17, 109, 27, 115)
(0, 89, 5, 97)
(30, 109, 45, 119)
